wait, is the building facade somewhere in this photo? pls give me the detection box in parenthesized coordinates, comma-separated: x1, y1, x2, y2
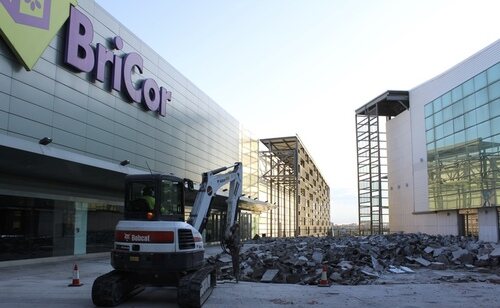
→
(358, 40, 499, 241)
(0, 0, 331, 263)
(0, 0, 245, 262)
(259, 136, 330, 237)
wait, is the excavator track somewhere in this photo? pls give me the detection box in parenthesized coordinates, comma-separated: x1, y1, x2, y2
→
(91, 270, 144, 307)
(177, 265, 217, 308)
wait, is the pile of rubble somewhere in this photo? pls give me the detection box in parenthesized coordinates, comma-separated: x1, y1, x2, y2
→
(212, 233, 500, 285)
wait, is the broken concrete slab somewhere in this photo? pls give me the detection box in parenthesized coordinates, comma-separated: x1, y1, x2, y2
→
(388, 266, 406, 274)
(430, 262, 446, 270)
(360, 266, 380, 278)
(312, 251, 324, 264)
(433, 248, 444, 257)
(490, 246, 500, 257)
(337, 261, 353, 271)
(399, 266, 415, 273)
(424, 246, 434, 254)
(452, 249, 469, 260)
(414, 257, 431, 267)
(329, 272, 342, 282)
(261, 269, 279, 282)
(218, 255, 233, 263)
(371, 256, 384, 272)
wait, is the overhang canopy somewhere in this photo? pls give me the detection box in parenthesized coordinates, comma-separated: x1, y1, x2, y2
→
(356, 90, 410, 117)
(260, 136, 297, 169)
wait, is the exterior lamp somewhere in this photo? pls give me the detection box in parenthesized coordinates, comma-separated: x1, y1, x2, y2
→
(120, 160, 130, 166)
(39, 137, 52, 145)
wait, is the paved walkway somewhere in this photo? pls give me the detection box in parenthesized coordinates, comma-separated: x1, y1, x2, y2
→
(1, 244, 500, 307)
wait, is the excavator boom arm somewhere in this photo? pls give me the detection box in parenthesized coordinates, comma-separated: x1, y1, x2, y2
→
(187, 162, 242, 233)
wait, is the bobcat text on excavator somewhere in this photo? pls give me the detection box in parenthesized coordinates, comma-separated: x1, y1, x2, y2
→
(91, 162, 243, 307)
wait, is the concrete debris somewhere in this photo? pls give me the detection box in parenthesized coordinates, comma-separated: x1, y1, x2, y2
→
(414, 257, 431, 267)
(490, 246, 500, 257)
(261, 269, 280, 282)
(210, 233, 500, 286)
(388, 266, 406, 274)
(430, 262, 446, 270)
(399, 266, 415, 273)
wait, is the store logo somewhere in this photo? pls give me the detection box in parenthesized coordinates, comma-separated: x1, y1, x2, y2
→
(0, 0, 77, 70)
(65, 6, 172, 117)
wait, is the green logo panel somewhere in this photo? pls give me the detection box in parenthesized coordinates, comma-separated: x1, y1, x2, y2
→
(0, 0, 77, 70)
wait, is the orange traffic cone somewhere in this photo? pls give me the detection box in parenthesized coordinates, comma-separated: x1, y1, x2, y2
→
(318, 264, 330, 287)
(68, 263, 83, 287)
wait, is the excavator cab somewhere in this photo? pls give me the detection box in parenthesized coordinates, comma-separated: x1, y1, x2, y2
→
(124, 174, 186, 221)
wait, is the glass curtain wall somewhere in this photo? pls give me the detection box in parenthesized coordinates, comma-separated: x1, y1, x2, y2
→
(425, 62, 500, 211)
(0, 195, 122, 261)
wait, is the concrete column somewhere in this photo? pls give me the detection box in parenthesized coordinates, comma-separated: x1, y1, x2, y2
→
(74, 202, 88, 255)
(478, 208, 499, 242)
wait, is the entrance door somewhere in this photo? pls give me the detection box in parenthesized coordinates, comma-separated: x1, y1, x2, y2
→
(458, 209, 478, 236)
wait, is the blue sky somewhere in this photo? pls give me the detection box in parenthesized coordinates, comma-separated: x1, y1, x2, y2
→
(95, 0, 500, 224)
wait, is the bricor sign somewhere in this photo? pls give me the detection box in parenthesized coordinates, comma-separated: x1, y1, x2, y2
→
(0, 1, 171, 116)
(65, 6, 171, 116)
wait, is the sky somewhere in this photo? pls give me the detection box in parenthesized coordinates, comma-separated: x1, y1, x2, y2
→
(95, 0, 499, 224)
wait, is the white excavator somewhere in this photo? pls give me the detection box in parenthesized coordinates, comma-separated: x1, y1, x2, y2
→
(92, 162, 243, 307)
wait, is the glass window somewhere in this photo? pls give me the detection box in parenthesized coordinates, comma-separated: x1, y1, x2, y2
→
(427, 142, 435, 151)
(425, 116, 434, 129)
(443, 135, 454, 147)
(491, 116, 500, 135)
(441, 91, 452, 108)
(454, 130, 465, 144)
(463, 94, 476, 112)
(424, 103, 433, 117)
(126, 181, 156, 215)
(487, 62, 500, 84)
(436, 138, 445, 149)
(490, 99, 500, 118)
(443, 105, 453, 122)
(476, 104, 489, 123)
(474, 71, 487, 90)
(475, 88, 489, 107)
(443, 120, 454, 136)
(477, 121, 491, 137)
(434, 110, 443, 126)
(426, 129, 434, 142)
(433, 97, 442, 112)
(87, 203, 122, 253)
(452, 100, 464, 118)
(462, 78, 475, 97)
(435, 124, 444, 140)
(453, 115, 464, 131)
(464, 110, 476, 128)
(451, 86, 462, 103)
(160, 179, 183, 216)
(465, 126, 477, 141)
(488, 80, 500, 101)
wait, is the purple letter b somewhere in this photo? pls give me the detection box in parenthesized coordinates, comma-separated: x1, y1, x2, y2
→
(64, 6, 95, 72)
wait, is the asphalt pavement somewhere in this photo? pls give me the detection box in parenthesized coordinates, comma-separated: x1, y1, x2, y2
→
(2, 244, 500, 307)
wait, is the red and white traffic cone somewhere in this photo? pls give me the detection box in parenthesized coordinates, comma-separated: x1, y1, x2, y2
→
(317, 264, 330, 287)
(68, 263, 83, 287)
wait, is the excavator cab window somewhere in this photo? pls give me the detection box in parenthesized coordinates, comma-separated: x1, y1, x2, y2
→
(159, 180, 184, 220)
(125, 181, 157, 220)
(124, 177, 185, 221)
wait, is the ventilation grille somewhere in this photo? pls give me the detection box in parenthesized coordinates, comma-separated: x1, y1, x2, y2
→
(178, 229, 195, 250)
